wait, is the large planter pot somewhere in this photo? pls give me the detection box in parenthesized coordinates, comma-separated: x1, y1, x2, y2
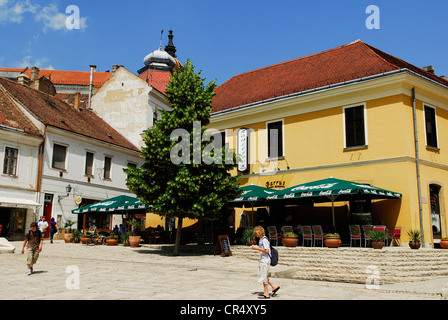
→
(372, 241, 385, 249)
(81, 237, 91, 244)
(106, 238, 118, 246)
(64, 233, 73, 243)
(440, 239, 448, 249)
(282, 237, 298, 247)
(129, 236, 141, 248)
(409, 241, 421, 249)
(324, 237, 341, 248)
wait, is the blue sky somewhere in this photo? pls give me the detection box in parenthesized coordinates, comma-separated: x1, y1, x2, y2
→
(1, 0, 447, 85)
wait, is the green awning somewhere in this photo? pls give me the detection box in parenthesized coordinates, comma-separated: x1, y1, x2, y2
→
(229, 185, 277, 206)
(267, 177, 402, 202)
(72, 195, 150, 214)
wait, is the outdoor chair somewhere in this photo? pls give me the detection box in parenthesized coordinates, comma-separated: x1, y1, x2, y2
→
(362, 225, 374, 247)
(267, 226, 281, 246)
(390, 227, 402, 246)
(312, 225, 324, 247)
(374, 225, 388, 246)
(281, 226, 294, 234)
(349, 225, 362, 247)
(301, 226, 313, 247)
(87, 226, 97, 236)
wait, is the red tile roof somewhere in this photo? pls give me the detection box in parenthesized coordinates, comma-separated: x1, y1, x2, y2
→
(212, 40, 448, 113)
(0, 77, 139, 152)
(0, 67, 112, 86)
(138, 70, 172, 93)
(0, 85, 42, 137)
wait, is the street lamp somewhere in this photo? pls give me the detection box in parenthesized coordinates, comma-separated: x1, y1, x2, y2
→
(57, 184, 72, 202)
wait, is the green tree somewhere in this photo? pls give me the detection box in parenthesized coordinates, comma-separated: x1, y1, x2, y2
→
(125, 60, 240, 255)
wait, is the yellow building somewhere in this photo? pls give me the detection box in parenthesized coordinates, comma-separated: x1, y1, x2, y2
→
(210, 40, 448, 247)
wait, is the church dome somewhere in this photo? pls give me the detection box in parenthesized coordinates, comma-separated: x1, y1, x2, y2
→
(143, 47, 176, 72)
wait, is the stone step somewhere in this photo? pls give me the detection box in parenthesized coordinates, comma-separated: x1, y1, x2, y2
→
(230, 245, 448, 284)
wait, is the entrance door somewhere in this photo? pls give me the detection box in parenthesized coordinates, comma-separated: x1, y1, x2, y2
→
(43, 194, 53, 239)
(0, 207, 11, 237)
(430, 184, 442, 241)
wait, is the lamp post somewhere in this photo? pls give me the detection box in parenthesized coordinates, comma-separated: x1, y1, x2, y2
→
(58, 184, 72, 202)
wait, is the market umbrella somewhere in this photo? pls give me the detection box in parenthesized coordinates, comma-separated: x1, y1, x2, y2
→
(228, 185, 277, 226)
(72, 195, 151, 214)
(268, 177, 402, 226)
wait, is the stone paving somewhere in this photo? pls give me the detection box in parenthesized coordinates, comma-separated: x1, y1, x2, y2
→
(1, 240, 448, 301)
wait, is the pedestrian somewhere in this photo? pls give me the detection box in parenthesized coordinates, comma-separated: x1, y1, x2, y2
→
(251, 225, 280, 299)
(49, 218, 58, 243)
(38, 216, 48, 240)
(21, 222, 43, 275)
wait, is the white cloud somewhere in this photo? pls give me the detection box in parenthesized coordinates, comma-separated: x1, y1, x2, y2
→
(0, 0, 87, 31)
(11, 55, 54, 70)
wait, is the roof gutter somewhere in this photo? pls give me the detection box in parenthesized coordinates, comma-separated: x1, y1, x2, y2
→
(211, 68, 448, 117)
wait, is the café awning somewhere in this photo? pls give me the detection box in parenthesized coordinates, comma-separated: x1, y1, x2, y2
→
(72, 195, 150, 214)
(267, 177, 402, 226)
(0, 196, 42, 209)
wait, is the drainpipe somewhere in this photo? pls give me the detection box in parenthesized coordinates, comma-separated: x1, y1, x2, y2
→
(87, 65, 96, 109)
(412, 87, 425, 246)
(35, 124, 47, 222)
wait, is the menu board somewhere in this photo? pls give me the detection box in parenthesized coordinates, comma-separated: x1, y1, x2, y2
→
(215, 235, 232, 257)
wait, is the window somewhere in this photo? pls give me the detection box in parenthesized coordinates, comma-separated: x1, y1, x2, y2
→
(424, 105, 438, 148)
(104, 156, 112, 179)
(267, 120, 284, 159)
(3, 147, 18, 176)
(85, 151, 94, 176)
(52, 144, 67, 170)
(344, 105, 366, 148)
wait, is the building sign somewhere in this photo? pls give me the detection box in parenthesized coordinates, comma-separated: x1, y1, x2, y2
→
(237, 128, 249, 172)
(265, 180, 286, 189)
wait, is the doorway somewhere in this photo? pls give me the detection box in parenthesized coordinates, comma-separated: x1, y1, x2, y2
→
(430, 184, 442, 241)
(0, 207, 26, 240)
(43, 194, 54, 239)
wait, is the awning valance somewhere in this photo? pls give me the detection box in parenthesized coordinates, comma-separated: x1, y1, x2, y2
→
(0, 197, 42, 209)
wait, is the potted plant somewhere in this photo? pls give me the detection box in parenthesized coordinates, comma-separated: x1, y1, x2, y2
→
(440, 238, 448, 249)
(241, 228, 256, 246)
(106, 235, 119, 246)
(63, 220, 76, 243)
(407, 229, 422, 249)
(369, 230, 387, 249)
(80, 234, 91, 244)
(127, 219, 143, 247)
(324, 233, 341, 248)
(120, 231, 130, 246)
(282, 232, 298, 247)
(72, 229, 82, 243)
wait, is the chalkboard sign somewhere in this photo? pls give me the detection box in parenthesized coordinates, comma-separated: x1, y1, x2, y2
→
(215, 235, 232, 257)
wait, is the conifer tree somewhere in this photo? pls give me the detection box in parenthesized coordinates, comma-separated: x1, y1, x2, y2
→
(125, 60, 240, 255)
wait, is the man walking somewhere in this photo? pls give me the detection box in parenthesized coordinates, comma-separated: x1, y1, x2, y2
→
(21, 222, 43, 275)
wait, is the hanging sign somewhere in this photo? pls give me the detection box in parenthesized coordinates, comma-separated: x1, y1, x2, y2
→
(75, 196, 82, 205)
(237, 128, 249, 172)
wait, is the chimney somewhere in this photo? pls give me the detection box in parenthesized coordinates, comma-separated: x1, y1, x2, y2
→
(17, 73, 30, 85)
(31, 66, 40, 81)
(423, 65, 435, 74)
(87, 65, 96, 109)
(74, 92, 81, 111)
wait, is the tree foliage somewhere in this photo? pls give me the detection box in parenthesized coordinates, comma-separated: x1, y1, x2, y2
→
(125, 60, 240, 254)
